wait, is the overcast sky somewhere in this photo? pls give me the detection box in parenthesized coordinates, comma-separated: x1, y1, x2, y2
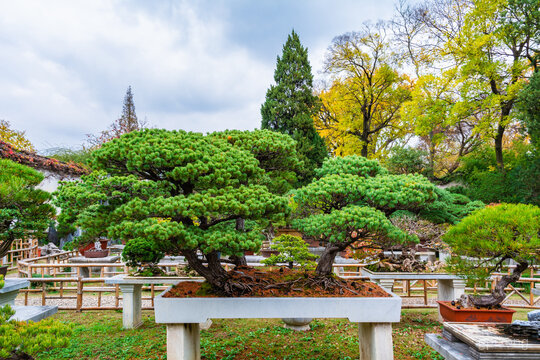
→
(0, 0, 397, 151)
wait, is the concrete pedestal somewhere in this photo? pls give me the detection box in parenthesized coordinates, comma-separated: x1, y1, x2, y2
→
(119, 284, 142, 329)
(167, 323, 200, 360)
(68, 256, 120, 278)
(358, 323, 394, 360)
(437, 279, 466, 321)
(105, 275, 204, 329)
(10, 305, 58, 322)
(156, 286, 401, 360)
(0, 279, 29, 307)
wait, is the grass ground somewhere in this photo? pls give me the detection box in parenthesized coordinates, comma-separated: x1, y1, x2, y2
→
(35, 308, 531, 360)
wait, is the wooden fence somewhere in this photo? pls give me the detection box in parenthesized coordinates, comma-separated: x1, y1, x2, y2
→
(0, 238, 39, 271)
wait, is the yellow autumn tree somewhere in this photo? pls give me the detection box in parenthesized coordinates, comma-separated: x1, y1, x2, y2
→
(0, 120, 34, 152)
(315, 22, 412, 159)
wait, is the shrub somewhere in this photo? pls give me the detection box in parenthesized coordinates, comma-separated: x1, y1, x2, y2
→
(261, 235, 317, 269)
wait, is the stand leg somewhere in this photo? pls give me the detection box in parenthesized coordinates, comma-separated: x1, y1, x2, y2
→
(358, 322, 393, 360)
(437, 279, 466, 321)
(167, 323, 200, 360)
(119, 284, 142, 329)
(378, 279, 394, 292)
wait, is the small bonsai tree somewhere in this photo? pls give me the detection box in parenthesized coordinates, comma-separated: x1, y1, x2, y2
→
(0, 275, 72, 358)
(444, 203, 540, 308)
(0, 159, 55, 259)
(292, 155, 439, 277)
(55, 129, 289, 295)
(262, 234, 317, 269)
(122, 238, 165, 276)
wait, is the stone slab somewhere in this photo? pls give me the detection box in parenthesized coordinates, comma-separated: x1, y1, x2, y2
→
(68, 255, 120, 264)
(10, 305, 58, 322)
(155, 286, 402, 323)
(0, 278, 29, 293)
(105, 275, 204, 285)
(425, 333, 474, 360)
(361, 268, 461, 280)
(444, 322, 540, 352)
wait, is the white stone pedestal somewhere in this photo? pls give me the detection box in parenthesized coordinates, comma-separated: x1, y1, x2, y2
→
(155, 287, 401, 360)
(0, 278, 29, 307)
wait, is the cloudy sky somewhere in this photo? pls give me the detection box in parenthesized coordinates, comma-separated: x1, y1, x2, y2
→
(0, 0, 397, 151)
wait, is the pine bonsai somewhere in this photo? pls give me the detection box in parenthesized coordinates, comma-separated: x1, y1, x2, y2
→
(261, 234, 317, 269)
(261, 30, 327, 184)
(444, 203, 540, 308)
(55, 129, 289, 295)
(0, 159, 55, 259)
(292, 155, 439, 277)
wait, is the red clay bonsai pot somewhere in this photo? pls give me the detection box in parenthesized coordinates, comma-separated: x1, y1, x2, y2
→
(437, 301, 515, 323)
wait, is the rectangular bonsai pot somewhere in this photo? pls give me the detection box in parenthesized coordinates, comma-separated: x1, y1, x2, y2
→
(155, 285, 402, 324)
(437, 301, 515, 323)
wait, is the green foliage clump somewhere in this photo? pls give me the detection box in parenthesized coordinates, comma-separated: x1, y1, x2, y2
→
(209, 129, 302, 194)
(55, 129, 289, 291)
(0, 275, 72, 358)
(261, 234, 317, 269)
(122, 238, 164, 267)
(0, 159, 55, 257)
(384, 147, 429, 176)
(261, 30, 327, 184)
(444, 204, 540, 284)
(314, 154, 387, 178)
(291, 155, 440, 275)
(517, 67, 540, 150)
(455, 143, 539, 206)
(419, 188, 485, 224)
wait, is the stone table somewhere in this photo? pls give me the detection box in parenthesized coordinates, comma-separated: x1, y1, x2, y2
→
(426, 322, 540, 359)
(105, 275, 204, 329)
(155, 287, 402, 360)
(360, 269, 466, 320)
(1, 278, 29, 306)
(68, 255, 121, 278)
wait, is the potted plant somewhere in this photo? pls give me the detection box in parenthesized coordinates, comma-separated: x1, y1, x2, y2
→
(0, 159, 55, 275)
(440, 203, 540, 323)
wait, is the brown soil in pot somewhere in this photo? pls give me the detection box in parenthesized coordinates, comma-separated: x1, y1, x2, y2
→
(164, 266, 390, 298)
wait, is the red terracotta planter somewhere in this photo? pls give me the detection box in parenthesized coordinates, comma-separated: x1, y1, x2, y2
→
(437, 301, 515, 323)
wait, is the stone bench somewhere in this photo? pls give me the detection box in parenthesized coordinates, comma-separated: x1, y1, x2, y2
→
(10, 305, 58, 322)
(1, 278, 30, 307)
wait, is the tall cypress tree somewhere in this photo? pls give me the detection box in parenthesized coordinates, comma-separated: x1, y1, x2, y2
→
(261, 30, 327, 184)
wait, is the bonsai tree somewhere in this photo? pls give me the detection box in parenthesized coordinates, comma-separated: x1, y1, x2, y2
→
(444, 203, 540, 308)
(262, 234, 317, 269)
(0, 159, 55, 259)
(55, 129, 288, 295)
(292, 155, 439, 277)
(0, 275, 72, 358)
(122, 238, 165, 276)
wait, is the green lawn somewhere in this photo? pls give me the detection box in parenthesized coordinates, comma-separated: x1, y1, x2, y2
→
(33, 308, 531, 360)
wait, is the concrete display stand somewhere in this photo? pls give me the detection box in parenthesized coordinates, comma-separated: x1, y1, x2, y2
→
(105, 275, 204, 329)
(0, 278, 30, 306)
(360, 269, 466, 320)
(155, 287, 402, 360)
(10, 305, 58, 322)
(68, 255, 121, 278)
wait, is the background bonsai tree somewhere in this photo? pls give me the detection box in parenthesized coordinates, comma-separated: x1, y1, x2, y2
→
(292, 155, 440, 277)
(0, 159, 55, 259)
(444, 203, 540, 308)
(0, 275, 72, 359)
(122, 238, 165, 276)
(262, 234, 317, 269)
(55, 129, 288, 295)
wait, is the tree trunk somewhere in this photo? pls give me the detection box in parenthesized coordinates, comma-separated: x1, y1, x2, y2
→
(233, 218, 248, 266)
(182, 250, 229, 290)
(466, 261, 528, 308)
(315, 245, 342, 276)
(494, 122, 506, 171)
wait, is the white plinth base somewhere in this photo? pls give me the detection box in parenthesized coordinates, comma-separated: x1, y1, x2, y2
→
(167, 323, 200, 360)
(358, 323, 394, 360)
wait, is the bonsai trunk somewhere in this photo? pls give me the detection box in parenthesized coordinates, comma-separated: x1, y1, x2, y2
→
(182, 250, 229, 290)
(315, 243, 346, 276)
(465, 261, 528, 308)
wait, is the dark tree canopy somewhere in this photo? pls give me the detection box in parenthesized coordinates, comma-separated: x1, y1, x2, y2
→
(261, 30, 327, 184)
(55, 129, 289, 295)
(0, 159, 55, 258)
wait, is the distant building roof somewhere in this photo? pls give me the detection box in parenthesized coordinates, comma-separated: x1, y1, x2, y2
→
(0, 140, 89, 177)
